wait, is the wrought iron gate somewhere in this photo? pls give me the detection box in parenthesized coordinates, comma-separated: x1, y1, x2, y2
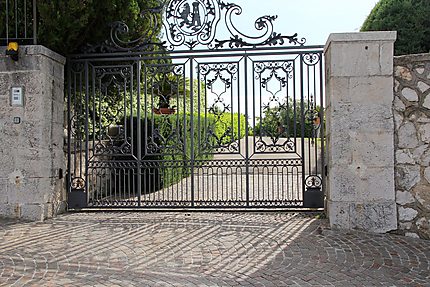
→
(67, 0, 325, 209)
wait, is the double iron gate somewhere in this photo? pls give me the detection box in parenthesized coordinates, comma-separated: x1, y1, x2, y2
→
(67, 0, 325, 209)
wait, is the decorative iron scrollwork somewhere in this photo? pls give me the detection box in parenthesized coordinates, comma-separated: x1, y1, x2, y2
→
(199, 62, 241, 153)
(305, 175, 322, 189)
(84, 0, 306, 53)
(167, 0, 306, 50)
(71, 177, 86, 190)
(303, 53, 321, 66)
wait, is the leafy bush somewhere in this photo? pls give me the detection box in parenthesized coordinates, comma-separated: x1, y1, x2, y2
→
(254, 102, 320, 139)
(121, 112, 246, 191)
(361, 0, 430, 55)
(152, 114, 214, 188)
(0, 0, 164, 55)
(208, 113, 247, 145)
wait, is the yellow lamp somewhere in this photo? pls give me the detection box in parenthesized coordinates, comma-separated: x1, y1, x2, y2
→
(6, 42, 19, 61)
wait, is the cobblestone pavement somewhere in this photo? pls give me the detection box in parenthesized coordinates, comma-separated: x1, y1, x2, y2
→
(0, 212, 429, 286)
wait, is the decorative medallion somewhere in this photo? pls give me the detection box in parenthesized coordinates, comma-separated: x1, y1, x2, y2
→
(164, 0, 220, 49)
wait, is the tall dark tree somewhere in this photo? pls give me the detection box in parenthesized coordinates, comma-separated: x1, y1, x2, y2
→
(36, 0, 164, 55)
(361, 0, 430, 56)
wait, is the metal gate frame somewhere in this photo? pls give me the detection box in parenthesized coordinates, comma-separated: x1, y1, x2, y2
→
(66, 0, 325, 210)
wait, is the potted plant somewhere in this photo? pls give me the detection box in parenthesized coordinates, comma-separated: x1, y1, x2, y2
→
(153, 93, 176, 115)
(153, 73, 177, 115)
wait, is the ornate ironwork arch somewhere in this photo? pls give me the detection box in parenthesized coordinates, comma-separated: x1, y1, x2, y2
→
(85, 0, 306, 53)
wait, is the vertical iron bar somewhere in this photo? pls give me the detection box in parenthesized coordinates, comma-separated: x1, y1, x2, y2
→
(84, 61, 90, 204)
(137, 60, 142, 206)
(197, 64, 201, 158)
(319, 53, 325, 194)
(307, 64, 311, 177)
(244, 54, 250, 207)
(190, 58, 195, 207)
(129, 64, 134, 205)
(143, 62, 148, 204)
(91, 65, 96, 203)
(67, 59, 72, 194)
(15, 0, 17, 39)
(300, 55, 306, 201)
(24, 0, 27, 38)
(237, 58, 242, 156)
(313, 61, 318, 177)
(6, 0, 9, 43)
(33, 0, 37, 44)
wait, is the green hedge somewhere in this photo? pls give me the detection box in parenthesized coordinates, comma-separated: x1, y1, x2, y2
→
(126, 112, 246, 190)
(208, 113, 247, 145)
(152, 114, 213, 188)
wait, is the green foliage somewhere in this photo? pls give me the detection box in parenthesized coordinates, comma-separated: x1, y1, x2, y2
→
(254, 101, 320, 139)
(361, 0, 430, 55)
(34, 0, 163, 55)
(129, 112, 246, 189)
(156, 74, 206, 114)
(208, 113, 247, 145)
(152, 114, 214, 187)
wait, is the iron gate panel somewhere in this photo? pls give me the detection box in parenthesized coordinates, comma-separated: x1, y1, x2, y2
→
(67, 0, 325, 209)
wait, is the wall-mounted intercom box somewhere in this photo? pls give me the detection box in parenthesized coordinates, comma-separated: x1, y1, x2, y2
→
(10, 87, 24, 106)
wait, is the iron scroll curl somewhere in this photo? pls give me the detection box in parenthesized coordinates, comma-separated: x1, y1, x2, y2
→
(85, 0, 306, 53)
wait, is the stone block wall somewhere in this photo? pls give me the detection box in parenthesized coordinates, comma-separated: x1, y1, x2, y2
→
(324, 32, 398, 233)
(0, 45, 66, 221)
(394, 53, 430, 239)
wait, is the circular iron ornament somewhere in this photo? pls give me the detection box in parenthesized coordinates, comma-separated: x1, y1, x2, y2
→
(94, 142, 106, 155)
(120, 142, 132, 154)
(165, 0, 220, 49)
(303, 53, 321, 66)
(255, 140, 266, 152)
(283, 140, 295, 152)
(71, 177, 86, 190)
(228, 142, 239, 152)
(305, 175, 322, 188)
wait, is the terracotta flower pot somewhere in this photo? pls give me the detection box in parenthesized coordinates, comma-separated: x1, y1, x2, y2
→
(153, 107, 176, 115)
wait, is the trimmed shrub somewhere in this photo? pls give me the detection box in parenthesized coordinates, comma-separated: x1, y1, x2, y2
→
(361, 0, 430, 55)
(118, 112, 246, 193)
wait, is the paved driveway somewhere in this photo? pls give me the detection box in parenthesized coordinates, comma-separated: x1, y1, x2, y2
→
(139, 137, 321, 204)
(0, 212, 429, 286)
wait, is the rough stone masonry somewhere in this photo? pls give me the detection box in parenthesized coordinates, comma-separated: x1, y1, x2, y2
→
(394, 53, 430, 239)
(0, 46, 66, 221)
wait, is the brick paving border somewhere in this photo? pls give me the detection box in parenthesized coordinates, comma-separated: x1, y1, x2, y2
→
(0, 212, 429, 286)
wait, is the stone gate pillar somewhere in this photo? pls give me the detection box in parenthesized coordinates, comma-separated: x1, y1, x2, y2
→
(0, 45, 66, 221)
(324, 32, 397, 233)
